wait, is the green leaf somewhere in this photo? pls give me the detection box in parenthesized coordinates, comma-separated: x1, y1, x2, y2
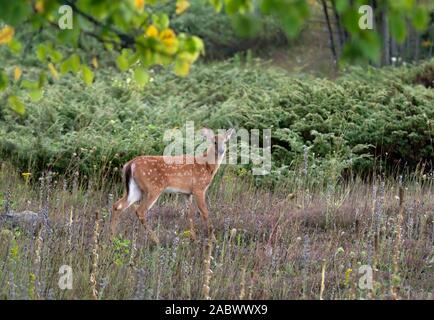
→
(0, 71, 8, 91)
(231, 14, 259, 38)
(342, 8, 360, 35)
(36, 44, 47, 62)
(8, 38, 22, 54)
(50, 49, 63, 63)
(209, 0, 223, 12)
(21, 79, 38, 90)
(60, 54, 81, 74)
(412, 7, 429, 31)
(335, 0, 349, 13)
(38, 72, 46, 88)
(133, 67, 149, 87)
(279, 12, 302, 38)
(152, 13, 169, 30)
(0, 1, 32, 26)
(116, 54, 129, 71)
(8, 95, 25, 115)
(389, 11, 406, 43)
(81, 65, 94, 85)
(28, 89, 43, 101)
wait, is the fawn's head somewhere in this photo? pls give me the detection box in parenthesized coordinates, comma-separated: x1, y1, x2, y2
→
(200, 128, 235, 162)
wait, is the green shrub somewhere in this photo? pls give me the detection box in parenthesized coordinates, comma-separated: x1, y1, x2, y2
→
(0, 59, 432, 182)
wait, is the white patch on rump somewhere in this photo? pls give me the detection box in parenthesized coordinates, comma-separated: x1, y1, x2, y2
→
(126, 164, 142, 207)
(127, 178, 142, 207)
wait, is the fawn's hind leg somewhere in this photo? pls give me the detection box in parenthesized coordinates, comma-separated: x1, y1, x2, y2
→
(135, 189, 163, 244)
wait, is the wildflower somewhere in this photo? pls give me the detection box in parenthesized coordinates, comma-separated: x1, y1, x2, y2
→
(35, 0, 44, 12)
(182, 229, 191, 238)
(0, 25, 14, 44)
(159, 28, 177, 49)
(230, 228, 237, 239)
(134, 0, 145, 10)
(145, 25, 159, 38)
(176, 0, 190, 14)
(344, 268, 353, 285)
(22, 172, 31, 183)
(14, 67, 22, 81)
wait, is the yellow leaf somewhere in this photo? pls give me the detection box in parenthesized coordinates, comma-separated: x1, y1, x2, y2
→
(145, 25, 159, 38)
(0, 25, 14, 45)
(159, 28, 176, 47)
(48, 63, 59, 80)
(91, 56, 99, 69)
(14, 67, 22, 81)
(174, 59, 190, 77)
(176, 0, 190, 15)
(35, 0, 45, 13)
(134, 0, 145, 10)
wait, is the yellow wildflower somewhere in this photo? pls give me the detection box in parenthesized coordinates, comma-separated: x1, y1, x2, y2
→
(22, 172, 31, 184)
(145, 25, 159, 38)
(134, 0, 145, 10)
(182, 230, 191, 238)
(159, 28, 177, 48)
(176, 0, 190, 15)
(0, 25, 14, 45)
(35, 0, 45, 13)
(344, 268, 353, 285)
(14, 67, 22, 81)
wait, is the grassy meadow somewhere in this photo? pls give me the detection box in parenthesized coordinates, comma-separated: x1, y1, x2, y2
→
(0, 159, 433, 299)
(1, 6, 433, 299)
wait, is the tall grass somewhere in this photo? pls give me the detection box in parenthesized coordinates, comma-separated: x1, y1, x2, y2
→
(1, 161, 432, 300)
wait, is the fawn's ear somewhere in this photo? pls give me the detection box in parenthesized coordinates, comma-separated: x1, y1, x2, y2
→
(200, 128, 215, 141)
(224, 128, 235, 141)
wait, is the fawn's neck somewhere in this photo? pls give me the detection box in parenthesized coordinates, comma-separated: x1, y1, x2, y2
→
(198, 146, 225, 174)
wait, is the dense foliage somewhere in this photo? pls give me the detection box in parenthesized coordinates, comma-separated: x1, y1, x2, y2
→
(0, 0, 431, 115)
(169, 0, 288, 59)
(0, 58, 432, 182)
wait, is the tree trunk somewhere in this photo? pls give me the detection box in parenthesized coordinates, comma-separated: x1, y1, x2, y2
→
(331, 0, 345, 52)
(381, 9, 391, 66)
(321, 0, 338, 64)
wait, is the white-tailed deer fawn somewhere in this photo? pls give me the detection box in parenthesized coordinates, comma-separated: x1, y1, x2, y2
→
(111, 128, 235, 241)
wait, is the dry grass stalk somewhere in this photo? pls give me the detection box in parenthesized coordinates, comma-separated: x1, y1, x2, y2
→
(319, 260, 326, 300)
(202, 238, 213, 300)
(32, 224, 43, 299)
(239, 266, 246, 300)
(248, 270, 255, 300)
(391, 185, 405, 300)
(90, 211, 100, 300)
(67, 207, 74, 251)
(129, 222, 139, 267)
